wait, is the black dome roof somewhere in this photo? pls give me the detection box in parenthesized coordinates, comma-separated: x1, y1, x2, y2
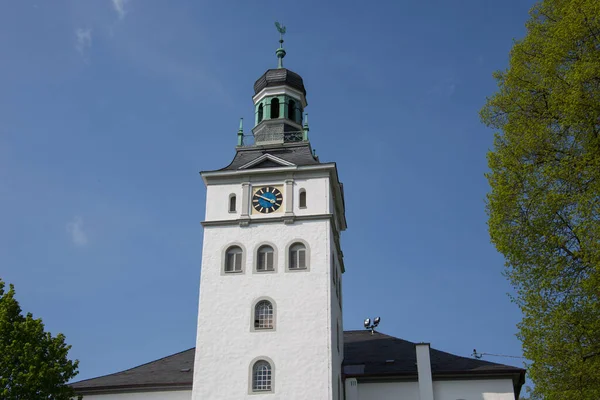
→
(254, 68, 306, 97)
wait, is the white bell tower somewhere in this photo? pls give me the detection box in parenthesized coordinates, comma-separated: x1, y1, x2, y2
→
(192, 30, 347, 400)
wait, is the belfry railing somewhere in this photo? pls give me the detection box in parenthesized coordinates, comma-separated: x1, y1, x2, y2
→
(240, 131, 304, 146)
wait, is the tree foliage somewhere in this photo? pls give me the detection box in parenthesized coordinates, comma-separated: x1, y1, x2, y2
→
(481, 0, 600, 398)
(0, 279, 80, 400)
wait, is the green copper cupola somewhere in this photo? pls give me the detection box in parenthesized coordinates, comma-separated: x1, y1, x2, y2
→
(250, 23, 308, 145)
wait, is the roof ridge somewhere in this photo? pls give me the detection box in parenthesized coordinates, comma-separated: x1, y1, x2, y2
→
(71, 347, 195, 385)
(429, 346, 523, 370)
(344, 330, 413, 341)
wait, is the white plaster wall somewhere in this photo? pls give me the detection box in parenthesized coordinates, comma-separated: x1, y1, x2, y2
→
(80, 390, 191, 400)
(355, 379, 516, 400)
(433, 379, 516, 400)
(330, 237, 343, 365)
(205, 183, 242, 221)
(292, 176, 330, 216)
(204, 175, 330, 222)
(357, 381, 420, 400)
(329, 225, 344, 400)
(193, 219, 337, 399)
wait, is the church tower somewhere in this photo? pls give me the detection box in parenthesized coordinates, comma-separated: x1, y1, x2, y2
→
(192, 27, 347, 399)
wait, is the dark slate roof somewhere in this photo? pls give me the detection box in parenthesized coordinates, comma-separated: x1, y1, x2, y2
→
(72, 331, 525, 394)
(217, 142, 319, 171)
(71, 348, 194, 394)
(343, 331, 524, 377)
(254, 68, 306, 96)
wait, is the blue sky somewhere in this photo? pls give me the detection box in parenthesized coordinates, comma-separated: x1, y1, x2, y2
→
(1, 0, 536, 384)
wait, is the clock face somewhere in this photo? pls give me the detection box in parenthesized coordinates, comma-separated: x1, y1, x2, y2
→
(252, 186, 283, 214)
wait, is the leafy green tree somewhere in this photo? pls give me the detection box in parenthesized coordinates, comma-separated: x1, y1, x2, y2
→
(0, 279, 80, 400)
(480, 0, 600, 398)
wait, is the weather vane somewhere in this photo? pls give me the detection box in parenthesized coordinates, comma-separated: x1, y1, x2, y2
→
(275, 21, 286, 44)
(274, 21, 287, 68)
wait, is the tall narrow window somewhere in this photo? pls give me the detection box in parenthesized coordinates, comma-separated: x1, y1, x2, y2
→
(258, 103, 263, 123)
(229, 194, 236, 213)
(257, 245, 274, 271)
(270, 98, 280, 119)
(254, 300, 274, 329)
(225, 246, 243, 273)
(289, 243, 307, 270)
(299, 189, 307, 208)
(336, 320, 340, 352)
(252, 360, 272, 392)
(288, 99, 296, 121)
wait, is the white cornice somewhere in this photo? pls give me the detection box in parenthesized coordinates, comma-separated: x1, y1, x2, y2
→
(252, 86, 308, 108)
(201, 163, 336, 182)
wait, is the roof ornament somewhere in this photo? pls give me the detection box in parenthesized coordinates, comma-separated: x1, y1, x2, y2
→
(274, 21, 287, 69)
(237, 118, 244, 146)
(303, 113, 309, 141)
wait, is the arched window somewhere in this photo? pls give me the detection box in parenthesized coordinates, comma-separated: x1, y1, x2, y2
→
(258, 103, 263, 123)
(252, 360, 272, 392)
(225, 245, 243, 273)
(299, 189, 307, 208)
(288, 99, 295, 121)
(257, 245, 274, 272)
(270, 98, 280, 119)
(289, 242, 307, 270)
(229, 194, 236, 213)
(254, 300, 274, 329)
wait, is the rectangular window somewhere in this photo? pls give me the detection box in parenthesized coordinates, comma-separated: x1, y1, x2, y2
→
(298, 249, 306, 268)
(226, 253, 242, 272)
(226, 253, 234, 272)
(290, 249, 306, 269)
(290, 250, 297, 269)
(235, 254, 242, 271)
(257, 252, 274, 271)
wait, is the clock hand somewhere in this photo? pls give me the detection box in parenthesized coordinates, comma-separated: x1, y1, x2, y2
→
(257, 194, 276, 204)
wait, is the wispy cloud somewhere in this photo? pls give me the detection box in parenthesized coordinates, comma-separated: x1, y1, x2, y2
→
(75, 28, 92, 56)
(66, 216, 88, 246)
(111, 0, 128, 20)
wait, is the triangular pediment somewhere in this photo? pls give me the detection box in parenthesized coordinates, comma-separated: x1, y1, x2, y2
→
(238, 153, 295, 170)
